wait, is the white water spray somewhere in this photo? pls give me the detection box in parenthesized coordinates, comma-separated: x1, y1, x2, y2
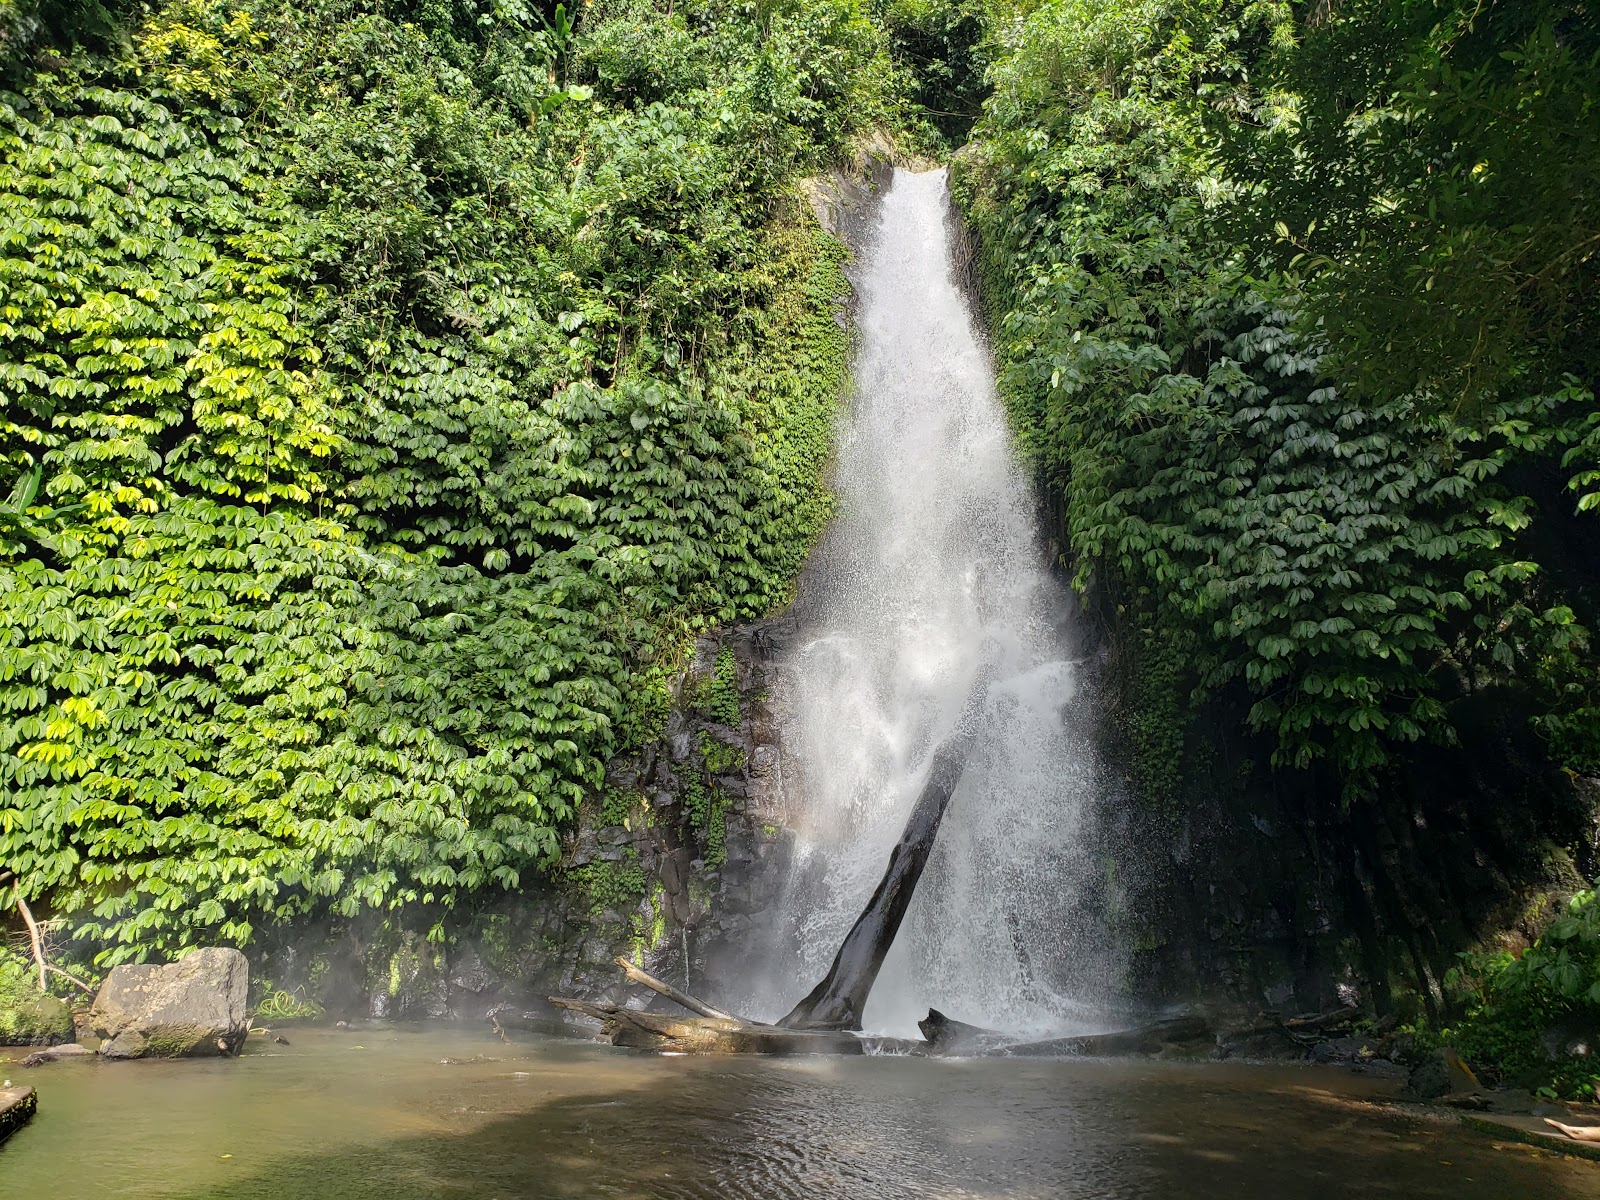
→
(741, 169, 1114, 1039)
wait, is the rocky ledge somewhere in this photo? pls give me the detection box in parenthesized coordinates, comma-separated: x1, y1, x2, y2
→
(0, 1084, 37, 1144)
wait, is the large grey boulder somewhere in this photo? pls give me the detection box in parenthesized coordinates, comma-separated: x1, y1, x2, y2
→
(90, 948, 250, 1059)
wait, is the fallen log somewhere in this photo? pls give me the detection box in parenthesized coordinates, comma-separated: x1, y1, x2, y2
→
(552, 958, 868, 1054)
(779, 674, 991, 1032)
(550, 997, 864, 1055)
(1282, 1005, 1361, 1031)
(553, 671, 993, 1052)
(612, 956, 737, 1022)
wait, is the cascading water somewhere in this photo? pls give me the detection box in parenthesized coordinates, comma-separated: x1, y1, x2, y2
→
(737, 168, 1117, 1039)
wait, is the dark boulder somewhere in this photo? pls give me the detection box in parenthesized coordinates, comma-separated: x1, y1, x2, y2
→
(1405, 1047, 1483, 1101)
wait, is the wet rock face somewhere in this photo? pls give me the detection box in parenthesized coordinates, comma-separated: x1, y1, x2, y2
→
(548, 622, 796, 1010)
(90, 947, 250, 1058)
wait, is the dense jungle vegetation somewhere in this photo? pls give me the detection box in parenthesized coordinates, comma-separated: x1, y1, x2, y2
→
(2, 0, 1598, 1098)
(947, 0, 1600, 1094)
(0, 0, 903, 961)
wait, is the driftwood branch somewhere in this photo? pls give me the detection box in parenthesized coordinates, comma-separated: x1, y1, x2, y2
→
(549, 954, 870, 1055)
(1282, 1006, 1360, 1031)
(45, 963, 96, 996)
(612, 956, 739, 1022)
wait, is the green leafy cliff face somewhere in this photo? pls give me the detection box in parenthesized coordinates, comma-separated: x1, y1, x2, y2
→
(954, 0, 1599, 793)
(949, 0, 1598, 1085)
(0, 0, 897, 961)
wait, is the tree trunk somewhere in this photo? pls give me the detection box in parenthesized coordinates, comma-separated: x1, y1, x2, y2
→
(778, 674, 990, 1031)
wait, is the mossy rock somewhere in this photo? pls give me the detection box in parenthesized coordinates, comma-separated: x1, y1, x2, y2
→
(0, 983, 74, 1047)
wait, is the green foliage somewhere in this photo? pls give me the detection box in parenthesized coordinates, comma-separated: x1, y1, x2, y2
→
(699, 729, 746, 776)
(1228, 2, 1600, 427)
(1122, 628, 1188, 825)
(1443, 888, 1600, 1099)
(955, 0, 1599, 794)
(879, 0, 989, 147)
(0, 0, 890, 961)
(0, 461, 84, 554)
(681, 770, 728, 867)
(704, 792, 728, 868)
(598, 786, 646, 829)
(1502, 892, 1600, 1005)
(700, 646, 742, 727)
(1, 0, 130, 69)
(570, 851, 646, 916)
(252, 982, 324, 1021)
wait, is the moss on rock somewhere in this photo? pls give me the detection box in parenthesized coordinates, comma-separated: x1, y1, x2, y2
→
(0, 977, 74, 1047)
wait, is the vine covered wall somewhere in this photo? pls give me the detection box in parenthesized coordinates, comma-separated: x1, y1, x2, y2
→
(0, 0, 901, 962)
(948, 0, 1600, 1084)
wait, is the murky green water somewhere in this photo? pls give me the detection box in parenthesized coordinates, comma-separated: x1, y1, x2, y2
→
(3, 1025, 1597, 1199)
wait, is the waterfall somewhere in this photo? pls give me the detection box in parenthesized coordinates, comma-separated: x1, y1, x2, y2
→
(738, 168, 1115, 1039)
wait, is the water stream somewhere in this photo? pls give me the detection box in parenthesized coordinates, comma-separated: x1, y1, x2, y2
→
(737, 168, 1112, 1036)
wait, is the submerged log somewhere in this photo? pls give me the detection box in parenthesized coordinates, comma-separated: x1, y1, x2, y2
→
(778, 675, 991, 1032)
(995, 1015, 1216, 1059)
(550, 996, 864, 1055)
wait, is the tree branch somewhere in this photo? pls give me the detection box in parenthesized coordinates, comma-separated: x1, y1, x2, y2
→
(13, 884, 47, 992)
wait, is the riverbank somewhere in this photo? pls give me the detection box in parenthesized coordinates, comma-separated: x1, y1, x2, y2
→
(4, 1025, 1598, 1199)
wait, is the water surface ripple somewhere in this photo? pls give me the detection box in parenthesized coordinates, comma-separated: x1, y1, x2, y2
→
(4, 1027, 1595, 1200)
